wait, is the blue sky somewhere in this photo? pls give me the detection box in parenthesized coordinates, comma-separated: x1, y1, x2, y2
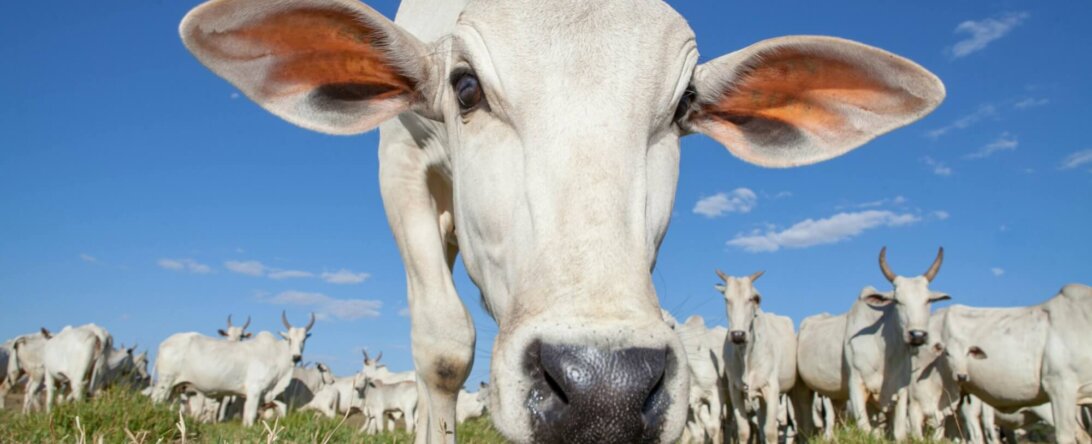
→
(2, 1, 1090, 385)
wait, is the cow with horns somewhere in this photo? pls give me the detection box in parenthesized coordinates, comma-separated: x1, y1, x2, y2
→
(218, 315, 253, 341)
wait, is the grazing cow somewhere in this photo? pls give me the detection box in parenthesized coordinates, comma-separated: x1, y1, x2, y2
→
(218, 315, 253, 341)
(670, 314, 728, 443)
(361, 350, 417, 429)
(302, 372, 369, 418)
(7, 331, 49, 412)
(795, 312, 849, 438)
(362, 380, 420, 434)
(99, 344, 148, 389)
(718, 270, 797, 444)
(42, 326, 107, 412)
(844, 247, 948, 439)
(177, 0, 944, 440)
(456, 382, 490, 424)
(279, 362, 336, 410)
(151, 311, 315, 426)
(940, 284, 1092, 444)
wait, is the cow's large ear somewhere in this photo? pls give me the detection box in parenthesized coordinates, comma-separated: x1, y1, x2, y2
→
(858, 286, 893, 307)
(687, 36, 944, 168)
(180, 0, 434, 135)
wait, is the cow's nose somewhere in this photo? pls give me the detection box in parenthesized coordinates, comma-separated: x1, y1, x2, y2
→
(908, 330, 928, 346)
(527, 342, 669, 443)
(292, 355, 302, 363)
(957, 374, 969, 383)
(730, 330, 747, 344)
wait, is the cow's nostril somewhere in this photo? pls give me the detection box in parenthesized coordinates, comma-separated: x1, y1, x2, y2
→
(730, 330, 747, 344)
(540, 362, 570, 406)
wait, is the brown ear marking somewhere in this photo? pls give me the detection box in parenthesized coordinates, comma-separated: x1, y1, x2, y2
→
(189, 8, 416, 102)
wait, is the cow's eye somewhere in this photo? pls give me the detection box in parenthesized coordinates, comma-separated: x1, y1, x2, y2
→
(452, 72, 483, 112)
(674, 85, 696, 122)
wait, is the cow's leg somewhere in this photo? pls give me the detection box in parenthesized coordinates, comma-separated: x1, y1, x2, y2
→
(242, 391, 261, 427)
(43, 372, 55, 413)
(848, 376, 872, 433)
(710, 393, 725, 443)
(981, 402, 998, 444)
(762, 387, 780, 444)
(380, 120, 474, 444)
(728, 383, 751, 443)
(893, 387, 909, 440)
(961, 396, 984, 444)
(789, 383, 815, 438)
(1047, 385, 1082, 444)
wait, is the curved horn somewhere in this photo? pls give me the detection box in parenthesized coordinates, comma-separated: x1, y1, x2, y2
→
(878, 247, 897, 283)
(363, 349, 370, 361)
(305, 312, 316, 332)
(226, 314, 233, 328)
(282, 310, 292, 330)
(376, 351, 382, 362)
(242, 316, 251, 330)
(923, 247, 944, 282)
(749, 270, 765, 282)
(715, 269, 730, 282)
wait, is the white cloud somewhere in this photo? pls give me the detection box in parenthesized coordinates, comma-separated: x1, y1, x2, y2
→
(966, 132, 1018, 159)
(921, 156, 953, 176)
(398, 307, 411, 317)
(1060, 149, 1092, 170)
(949, 12, 1029, 58)
(225, 260, 265, 276)
(321, 269, 371, 285)
(158, 258, 212, 274)
(80, 253, 98, 263)
(268, 290, 381, 320)
(230, 92, 240, 100)
(932, 210, 951, 221)
(693, 188, 758, 218)
(854, 196, 908, 209)
(268, 269, 315, 280)
(1013, 97, 1049, 109)
(926, 104, 997, 139)
(727, 210, 921, 253)
(991, 267, 1005, 277)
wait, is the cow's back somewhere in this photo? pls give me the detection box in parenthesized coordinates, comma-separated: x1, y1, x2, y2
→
(43, 327, 98, 380)
(798, 313, 848, 399)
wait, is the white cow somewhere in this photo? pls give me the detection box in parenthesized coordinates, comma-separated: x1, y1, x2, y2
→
(361, 380, 419, 434)
(718, 270, 797, 444)
(41, 326, 109, 411)
(279, 362, 336, 410)
(456, 382, 490, 424)
(0, 340, 12, 409)
(218, 315, 253, 341)
(151, 311, 315, 426)
(844, 247, 948, 439)
(302, 372, 369, 418)
(940, 284, 1092, 444)
(795, 312, 849, 438)
(99, 345, 149, 389)
(178, 0, 943, 440)
(671, 314, 728, 444)
(7, 331, 50, 412)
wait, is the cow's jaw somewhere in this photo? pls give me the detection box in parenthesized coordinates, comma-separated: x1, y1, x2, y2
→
(439, 1, 697, 441)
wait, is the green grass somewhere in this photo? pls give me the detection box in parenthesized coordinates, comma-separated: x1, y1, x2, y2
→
(0, 388, 504, 443)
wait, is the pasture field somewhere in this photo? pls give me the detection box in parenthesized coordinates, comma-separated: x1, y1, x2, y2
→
(0, 388, 1055, 443)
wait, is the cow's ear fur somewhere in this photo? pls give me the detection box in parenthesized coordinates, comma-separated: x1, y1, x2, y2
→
(859, 287, 893, 307)
(242, 332, 253, 339)
(217, 329, 228, 337)
(687, 36, 944, 168)
(929, 292, 951, 303)
(180, 0, 435, 135)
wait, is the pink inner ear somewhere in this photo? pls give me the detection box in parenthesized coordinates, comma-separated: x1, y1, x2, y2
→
(864, 294, 891, 305)
(189, 8, 415, 102)
(698, 46, 928, 158)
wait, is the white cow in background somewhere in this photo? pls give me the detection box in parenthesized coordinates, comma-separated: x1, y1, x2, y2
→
(218, 315, 253, 342)
(0, 340, 11, 409)
(795, 312, 849, 438)
(940, 284, 1092, 444)
(456, 382, 490, 424)
(670, 314, 728, 444)
(719, 270, 797, 444)
(152, 311, 315, 426)
(844, 247, 948, 439)
(302, 372, 369, 418)
(362, 380, 419, 434)
(99, 344, 149, 390)
(280, 362, 336, 411)
(362, 350, 418, 430)
(178, 0, 943, 439)
(7, 331, 50, 412)
(41, 325, 111, 412)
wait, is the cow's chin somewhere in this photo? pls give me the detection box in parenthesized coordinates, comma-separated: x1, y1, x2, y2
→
(488, 316, 689, 444)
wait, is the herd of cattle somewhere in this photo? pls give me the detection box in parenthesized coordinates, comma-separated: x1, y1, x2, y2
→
(2, 247, 1089, 443)
(0, 313, 489, 435)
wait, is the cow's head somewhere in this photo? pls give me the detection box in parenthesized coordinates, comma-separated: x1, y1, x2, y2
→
(218, 314, 252, 341)
(280, 311, 315, 363)
(180, 0, 944, 441)
(361, 349, 384, 374)
(132, 350, 151, 383)
(716, 270, 764, 345)
(316, 362, 336, 385)
(862, 247, 950, 347)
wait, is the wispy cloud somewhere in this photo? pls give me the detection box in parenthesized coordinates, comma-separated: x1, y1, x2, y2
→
(693, 188, 758, 218)
(158, 258, 213, 274)
(268, 269, 315, 280)
(991, 267, 1005, 277)
(225, 260, 265, 276)
(1013, 97, 1049, 109)
(921, 156, 953, 176)
(1060, 149, 1092, 170)
(926, 104, 997, 139)
(398, 307, 411, 317)
(321, 269, 371, 285)
(948, 12, 1029, 59)
(726, 210, 921, 253)
(932, 210, 951, 221)
(966, 132, 1018, 159)
(268, 290, 381, 320)
(80, 253, 98, 263)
